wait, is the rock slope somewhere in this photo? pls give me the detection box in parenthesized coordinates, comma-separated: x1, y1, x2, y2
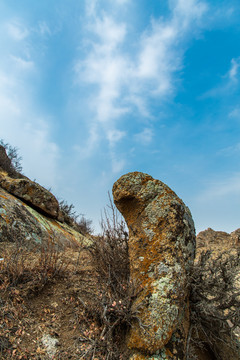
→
(0, 171, 88, 248)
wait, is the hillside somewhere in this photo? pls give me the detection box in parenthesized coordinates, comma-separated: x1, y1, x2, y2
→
(0, 146, 239, 359)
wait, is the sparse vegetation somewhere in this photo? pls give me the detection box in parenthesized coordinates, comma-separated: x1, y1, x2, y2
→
(0, 139, 23, 177)
(0, 206, 239, 359)
(58, 199, 93, 235)
(0, 141, 240, 359)
(77, 195, 140, 359)
(0, 237, 68, 297)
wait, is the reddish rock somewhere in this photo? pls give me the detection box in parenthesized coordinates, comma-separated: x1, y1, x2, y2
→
(112, 172, 196, 359)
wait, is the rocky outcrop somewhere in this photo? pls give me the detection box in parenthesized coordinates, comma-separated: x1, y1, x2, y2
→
(0, 186, 88, 248)
(197, 227, 240, 249)
(0, 171, 62, 220)
(231, 228, 240, 244)
(112, 172, 196, 359)
(195, 227, 240, 360)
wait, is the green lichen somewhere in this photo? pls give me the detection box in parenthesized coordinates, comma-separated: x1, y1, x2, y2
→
(0, 208, 7, 215)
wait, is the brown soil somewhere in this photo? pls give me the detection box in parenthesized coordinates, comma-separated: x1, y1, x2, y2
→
(0, 249, 107, 359)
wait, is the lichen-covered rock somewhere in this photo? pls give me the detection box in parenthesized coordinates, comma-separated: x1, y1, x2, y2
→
(0, 172, 61, 220)
(197, 227, 240, 249)
(112, 172, 196, 359)
(0, 186, 89, 248)
(231, 228, 240, 245)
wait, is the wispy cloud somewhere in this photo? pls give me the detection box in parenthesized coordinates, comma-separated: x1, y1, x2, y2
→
(197, 172, 240, 201)
(229, 106, 240, 120)
(201, 56, 240, 98)
(75, 0, 208, 172)
(6, 20, 29, 40)
(218, 142, 240, 157)
(0, 17, 59, 187)
(134, 128, 153, 145)
(229, 57, 240, 82)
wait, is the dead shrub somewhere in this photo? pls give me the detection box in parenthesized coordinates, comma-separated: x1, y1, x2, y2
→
(89, 195, 129, 294)
(0, 140, 23, 177)
(58, 199, 93, 235)
(188, 249, 240, 359)
(78, 195, 139, 359)
(0, 237, 69, 297)
(74, 215, 93, 235)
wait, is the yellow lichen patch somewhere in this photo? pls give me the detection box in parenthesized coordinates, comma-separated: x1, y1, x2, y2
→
(166, 348, 174, 357)
(2, 214, 10, 224)
(0, 194, 8, 200)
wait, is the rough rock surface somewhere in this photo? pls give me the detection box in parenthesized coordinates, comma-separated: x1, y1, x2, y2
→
(195, 227, 240, 360)
(196, 227, 240, 248)
(0, 186, 88, 248)
(0, 171, 62, 220)
(112, 172, 196, 359)
(231, 228, 240, 245)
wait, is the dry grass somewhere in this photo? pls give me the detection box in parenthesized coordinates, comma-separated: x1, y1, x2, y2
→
(0, 237, 69, 297)
(77, 196, 140, 360)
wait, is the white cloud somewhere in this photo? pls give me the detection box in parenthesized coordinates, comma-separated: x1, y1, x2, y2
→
(85, 0, 98, 17)
(201, 56, 240, 98)
(6, 20, 29, 40)
(38, 21, 51, 36)
(107, 129, 126, 146)
(0, 18, 59, 188)
(229, 107, 240, 119)
(218, 142, 240, 156)
(92, 15, 126, 46)
(10, 55, 34, 70)
(111, 156, 126, 174)
(172, 0, 208, 28)
(114, 0, 129, 4)
(229, 57, 240, 81)
(76, 0, 207, 173)
(134, 128, 153, 145)
(197, 173, 240, 201)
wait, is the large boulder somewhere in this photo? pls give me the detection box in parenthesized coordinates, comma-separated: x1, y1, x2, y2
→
(0, 186, 88, 248)
(112, 172, 196, 359)
(0, 172, 62, 220)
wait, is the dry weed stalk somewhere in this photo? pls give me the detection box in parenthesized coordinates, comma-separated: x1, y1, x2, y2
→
(0, 236, 69, 296)
(78, 195, 141, 360)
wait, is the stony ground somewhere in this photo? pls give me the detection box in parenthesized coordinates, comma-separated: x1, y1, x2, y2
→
(0, 247, 109, 360)
(0, 237, 239, 360)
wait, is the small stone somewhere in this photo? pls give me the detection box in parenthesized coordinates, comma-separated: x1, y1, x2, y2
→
(41, 334, 59, 358)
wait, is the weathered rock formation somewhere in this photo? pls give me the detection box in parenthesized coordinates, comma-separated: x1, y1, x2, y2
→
(112, 172, 196, 359)
(0, 186, 87, 248)
(197, 227, 240, 249)
(195, 227, 240, 360)
(0, 171, 63, 221)
(0, 162, 89, 248)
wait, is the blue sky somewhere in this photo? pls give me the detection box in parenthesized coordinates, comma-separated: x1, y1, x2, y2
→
(1, 0, 240, 234)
